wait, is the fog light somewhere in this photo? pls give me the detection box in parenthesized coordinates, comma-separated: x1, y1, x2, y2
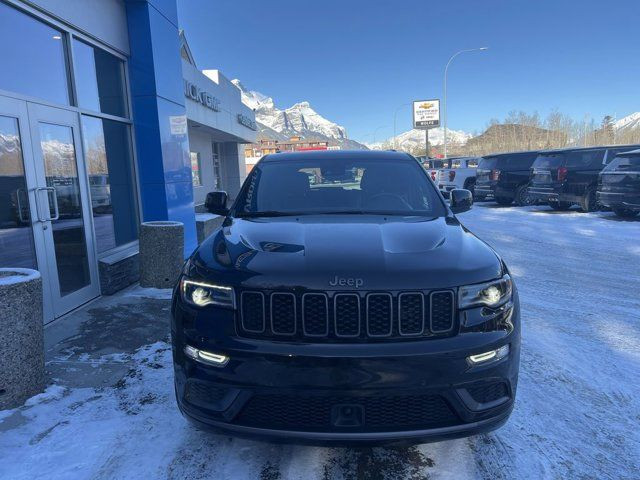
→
(184, 345, 229, 367)
(467, 345, 509, 366)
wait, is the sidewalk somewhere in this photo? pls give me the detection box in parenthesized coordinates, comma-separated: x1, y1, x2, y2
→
(43, 286, 172, 390)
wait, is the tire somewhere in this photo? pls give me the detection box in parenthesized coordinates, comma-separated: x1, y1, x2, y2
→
(496, 197, 513, 205)
(549, 201, 572, 211)
(515, 184, 533, 207)
(463, 178, 476, 198)
(580, 186, 599, 212)
(613, 207, 639, 218)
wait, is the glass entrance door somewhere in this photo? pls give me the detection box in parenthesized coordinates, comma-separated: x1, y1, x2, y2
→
(27, 103, 100, 319)
(0, 95, 100, 321)
(0, 98, 40, 272)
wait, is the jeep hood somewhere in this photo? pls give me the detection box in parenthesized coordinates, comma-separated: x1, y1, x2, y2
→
(191, 215, 502, 290)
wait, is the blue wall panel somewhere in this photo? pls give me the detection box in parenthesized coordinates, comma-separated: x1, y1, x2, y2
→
(125, 0, 197, 257)
(156, 98, 191, 184)
(128, 96, 164, 184)
(148, 5, 185, 107)
(148, 0, 179, 27)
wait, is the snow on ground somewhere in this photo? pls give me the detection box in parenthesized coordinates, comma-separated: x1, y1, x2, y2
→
(1, 205, 639, 479)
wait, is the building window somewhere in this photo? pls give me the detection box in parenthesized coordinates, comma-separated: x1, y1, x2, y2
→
(0, 2, 69, 105)
(73, 39, 128, 117)
(82, 116, 138, 253)
(213, 143, 222, 190)
(190, 152, 202, 186)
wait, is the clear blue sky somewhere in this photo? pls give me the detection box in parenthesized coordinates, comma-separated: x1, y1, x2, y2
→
(177, 0, 640, 142)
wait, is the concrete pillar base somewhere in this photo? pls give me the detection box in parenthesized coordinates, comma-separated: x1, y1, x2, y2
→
(139, 221, 184, 289)
(0, 268, 44, 409)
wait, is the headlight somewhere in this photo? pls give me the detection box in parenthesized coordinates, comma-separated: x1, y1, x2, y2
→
(180, 278, 235, 309)
(458, 274, 512, 309)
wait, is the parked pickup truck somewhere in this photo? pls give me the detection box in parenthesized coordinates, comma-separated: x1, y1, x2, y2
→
(597, 148, 640, 218)
(419, 157, 446, 183)
(437, 157, 480, 198)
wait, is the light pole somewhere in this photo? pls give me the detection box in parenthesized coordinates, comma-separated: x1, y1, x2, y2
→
(393, 103, 411, 150)
(372, 125, 387, 145)
(443, 47, 488, 158)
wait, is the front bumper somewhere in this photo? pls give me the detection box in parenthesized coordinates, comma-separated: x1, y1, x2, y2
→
(171, 294, 521, 446)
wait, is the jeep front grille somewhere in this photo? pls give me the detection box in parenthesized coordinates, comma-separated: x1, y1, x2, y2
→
(238, 289, 456, 342)
(334, 293, 360, 337)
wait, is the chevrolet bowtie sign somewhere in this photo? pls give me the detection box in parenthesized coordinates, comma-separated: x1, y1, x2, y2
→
(413, 99, 440, 129)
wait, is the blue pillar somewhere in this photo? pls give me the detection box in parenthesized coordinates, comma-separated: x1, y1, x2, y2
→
(125, 0, 197, 257)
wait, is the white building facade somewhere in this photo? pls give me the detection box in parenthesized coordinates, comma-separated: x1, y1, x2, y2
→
(181, 33, 257, 209)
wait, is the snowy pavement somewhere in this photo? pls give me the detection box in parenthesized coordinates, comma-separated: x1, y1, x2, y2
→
(1, 204, 639, 480)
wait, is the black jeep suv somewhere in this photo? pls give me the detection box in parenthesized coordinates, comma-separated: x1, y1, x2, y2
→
(171, 150, 520, 445)
(528, 145, 640, 212)
(474, 151, 540, 206)
(598, 148, 640, 218)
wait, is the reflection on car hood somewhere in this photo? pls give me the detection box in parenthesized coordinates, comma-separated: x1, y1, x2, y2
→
(192, 215, 502, 290)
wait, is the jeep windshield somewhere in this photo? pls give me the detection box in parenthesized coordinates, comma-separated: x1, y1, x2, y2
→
(235, 156, 446, 217)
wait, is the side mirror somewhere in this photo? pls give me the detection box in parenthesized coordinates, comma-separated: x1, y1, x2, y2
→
(205, 191, 229, 215)
(450, 189, 473, 214)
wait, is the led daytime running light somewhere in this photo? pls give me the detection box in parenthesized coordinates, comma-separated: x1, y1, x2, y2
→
(184, 345, 229, 367)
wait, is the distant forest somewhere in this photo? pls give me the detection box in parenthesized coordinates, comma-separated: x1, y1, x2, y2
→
(414, 111, 640, 157)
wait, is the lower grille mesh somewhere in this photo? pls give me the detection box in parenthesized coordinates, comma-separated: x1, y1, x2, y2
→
(184, 381, 230, 410)
(235, 394, 459, 431)
(467, 382, 509, 404)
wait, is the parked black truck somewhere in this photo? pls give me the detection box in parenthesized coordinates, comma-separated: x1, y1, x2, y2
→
(528, 145, 640, 212)
(171, 150, 520, 446)
(474, 151, 540, 206)
(598, 148, 640, 218)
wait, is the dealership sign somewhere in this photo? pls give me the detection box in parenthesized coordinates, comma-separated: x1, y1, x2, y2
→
(237, 113, 258, 131)
(184, 80, 221, 112)
(413, 99, 440, 129)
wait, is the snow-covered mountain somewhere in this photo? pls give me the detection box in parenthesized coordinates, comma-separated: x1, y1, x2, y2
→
(614, 112, 640, 132)
(232, 79, 366, 149)
(367, 127, 473, 151)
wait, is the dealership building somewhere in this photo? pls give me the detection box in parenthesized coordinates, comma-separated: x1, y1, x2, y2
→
(0, 0, 256, 323)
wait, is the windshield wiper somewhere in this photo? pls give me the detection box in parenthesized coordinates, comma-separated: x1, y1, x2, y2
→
(237, 210, 438, 218)
(236, 211, 308, 218)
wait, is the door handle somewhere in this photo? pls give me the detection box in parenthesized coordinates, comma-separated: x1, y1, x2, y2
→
(15, 188, 29, 223)
(35, 187, 60, 221)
